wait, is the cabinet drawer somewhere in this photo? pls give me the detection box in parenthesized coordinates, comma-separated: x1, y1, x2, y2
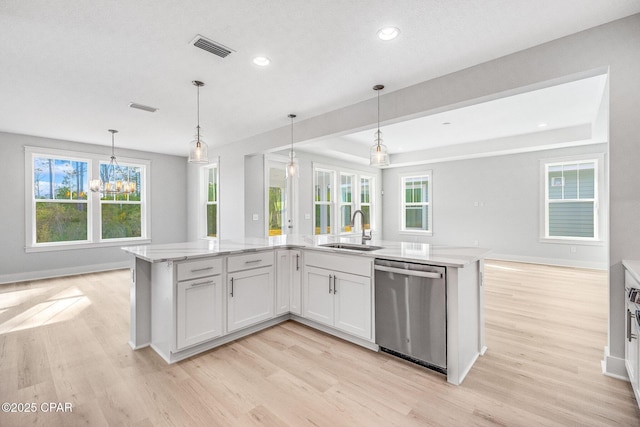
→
(304, 250, 372, 277)
(228, 251, 274, 273)
(177, 258, 222, 282)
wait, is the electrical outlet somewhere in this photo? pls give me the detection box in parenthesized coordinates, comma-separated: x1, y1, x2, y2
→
(570, 246, 577, 253)
(473, 240, 479, 247)
(252, 214, 259, 221)
(304, 213, 311, 220)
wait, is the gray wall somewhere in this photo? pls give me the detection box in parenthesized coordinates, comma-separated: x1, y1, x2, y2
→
(382, 144, 608, 269)
(0, 132, 188, 283)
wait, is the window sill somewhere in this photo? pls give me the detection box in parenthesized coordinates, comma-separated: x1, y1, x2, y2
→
(539, 237, 604, 246)
(399, 230, 433, 237)
(25, 238, 152, 253)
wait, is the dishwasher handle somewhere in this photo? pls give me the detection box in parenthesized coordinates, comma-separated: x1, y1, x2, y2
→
(374, 264, 443, 279)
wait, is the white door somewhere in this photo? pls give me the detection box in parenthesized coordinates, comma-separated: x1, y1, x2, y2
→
(266, 160, 296, 236)
(176, 276, 222, 350)
(303, 266, 334, 326)
(228, 266, 275, 332)
(333, 271, 372, 339)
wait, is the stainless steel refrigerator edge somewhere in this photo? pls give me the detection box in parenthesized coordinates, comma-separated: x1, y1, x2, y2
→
(374, 259, 447, 373)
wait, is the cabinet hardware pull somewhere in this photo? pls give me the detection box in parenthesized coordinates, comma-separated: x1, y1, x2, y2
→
(329, 274, 333, 294)
(230, 277, 234, 297)
(245, 259, 262, 264)
(190, 266, 214, 273)
(190, 280, 213, 288)
(333, 275, 337, 294)
(296, 254, 300, 271)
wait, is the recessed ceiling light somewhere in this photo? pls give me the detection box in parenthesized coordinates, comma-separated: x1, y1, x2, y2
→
(442, 122, 451, 125)
(252, 56, 271, 66)
(538, 122, 548, 128)
(377, 27, 400, 41)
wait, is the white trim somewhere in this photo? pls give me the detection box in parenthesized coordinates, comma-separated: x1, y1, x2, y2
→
(0, 261, 129, 285)
(400, 170, 433, 234)
(539, 153, 604, 243)
(312, 162, 377, 237)
(201, 161, 220, 240)
(602, 346, 629, 380)
(25, 146, 151, 252)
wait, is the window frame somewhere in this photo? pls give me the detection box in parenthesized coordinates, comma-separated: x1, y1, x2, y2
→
(201, 162, 220, 240)
(400, 171, 433, 236)
(312, 163, 377, 236)
(25, 146, 151, 252)
(540, 154, 604, 244)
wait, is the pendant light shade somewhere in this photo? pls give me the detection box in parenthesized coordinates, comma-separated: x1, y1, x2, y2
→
(286, 114, 298, 179)
(188, 80, 209, 163)
(90, 129, 136, 194)
(370, 84, 390, 167)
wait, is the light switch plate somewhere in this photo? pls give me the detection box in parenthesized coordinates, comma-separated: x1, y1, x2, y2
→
(304, 213, 311, 220)
(252, 214, 259, 221)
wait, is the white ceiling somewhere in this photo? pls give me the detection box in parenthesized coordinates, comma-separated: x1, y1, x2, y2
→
(1, 1, 638, 157)
(298, 73, 608, 163)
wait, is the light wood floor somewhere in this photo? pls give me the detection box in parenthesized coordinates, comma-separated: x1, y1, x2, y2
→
(0, 260, 639, 426)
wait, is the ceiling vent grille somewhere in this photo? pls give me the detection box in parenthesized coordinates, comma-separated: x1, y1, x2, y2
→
(129, 102, 158, 113)
(191, 34, 234, 58)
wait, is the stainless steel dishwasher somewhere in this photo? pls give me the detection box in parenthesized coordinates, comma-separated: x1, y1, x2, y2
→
(374, 258, 446, 373)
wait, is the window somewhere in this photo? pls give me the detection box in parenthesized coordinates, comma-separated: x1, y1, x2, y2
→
(100, 164, 143, 239)
(401, 173, 432, 234)
(26, 146, 150, 251)
(543, 157, 600, 240)
(340, 173, 354, 232)
(204, 165, 219, 238)
(360, 176, 373, 230)
(33, 156, 89, 244)
(314, 169, 334, 235)
(313, 164, 376, 236)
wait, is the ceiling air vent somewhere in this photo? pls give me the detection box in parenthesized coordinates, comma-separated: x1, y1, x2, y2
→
(190, 34, 234, 58)
(129, 102, 158, 113)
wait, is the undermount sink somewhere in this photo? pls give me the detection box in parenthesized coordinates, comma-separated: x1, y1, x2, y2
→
(319, 243, 383, 251)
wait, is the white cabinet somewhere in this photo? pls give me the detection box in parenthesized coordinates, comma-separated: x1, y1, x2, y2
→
(174, 258, 223, 351)
(275, 249, 302, 316)
(227, 252, 275, 332)
(624, 266, 640, 406)
(176, 275, 223, 349)
(303, 251, 372, 340)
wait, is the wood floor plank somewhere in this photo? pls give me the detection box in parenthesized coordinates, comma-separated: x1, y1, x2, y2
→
(0, 262, 639, 426)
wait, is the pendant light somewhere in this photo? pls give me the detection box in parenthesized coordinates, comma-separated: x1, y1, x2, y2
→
(90, 129, 135, 194)
(188, 80, 209, 163)
(286, 113, 298, 178)
(370, 84, 390, 167)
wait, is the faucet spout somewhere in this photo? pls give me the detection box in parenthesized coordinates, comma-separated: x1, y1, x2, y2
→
(351, 210, 372, 244)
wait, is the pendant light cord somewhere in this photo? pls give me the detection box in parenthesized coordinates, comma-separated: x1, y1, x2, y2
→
(196, 83, 201, 142)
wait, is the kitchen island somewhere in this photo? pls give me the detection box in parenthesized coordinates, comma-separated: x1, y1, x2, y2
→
(122, 235, 489, 385)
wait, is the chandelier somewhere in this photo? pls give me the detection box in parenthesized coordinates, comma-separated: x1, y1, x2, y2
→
(90, 129, 135, 194)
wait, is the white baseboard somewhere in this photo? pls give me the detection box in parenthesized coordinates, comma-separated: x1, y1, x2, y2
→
(601, 346, 629, 380)
(0, 261, 129, 285)
(488, 253, 607, 270)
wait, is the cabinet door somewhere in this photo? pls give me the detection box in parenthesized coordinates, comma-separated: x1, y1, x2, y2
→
(275, 250, 291, 315)
(303, 266, 334, 326)
(176, 276, 222, 350)
(627, 308, 639, 388)
(228, 266, 275, 332)
(290, 250, 302, 315)
(333, 271, 372, 339)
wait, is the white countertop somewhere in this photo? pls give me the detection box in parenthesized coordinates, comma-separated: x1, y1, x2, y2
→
(122, 235, 490, 268)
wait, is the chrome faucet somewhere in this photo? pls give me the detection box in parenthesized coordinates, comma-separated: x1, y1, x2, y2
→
(351, 209, 372, 244)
